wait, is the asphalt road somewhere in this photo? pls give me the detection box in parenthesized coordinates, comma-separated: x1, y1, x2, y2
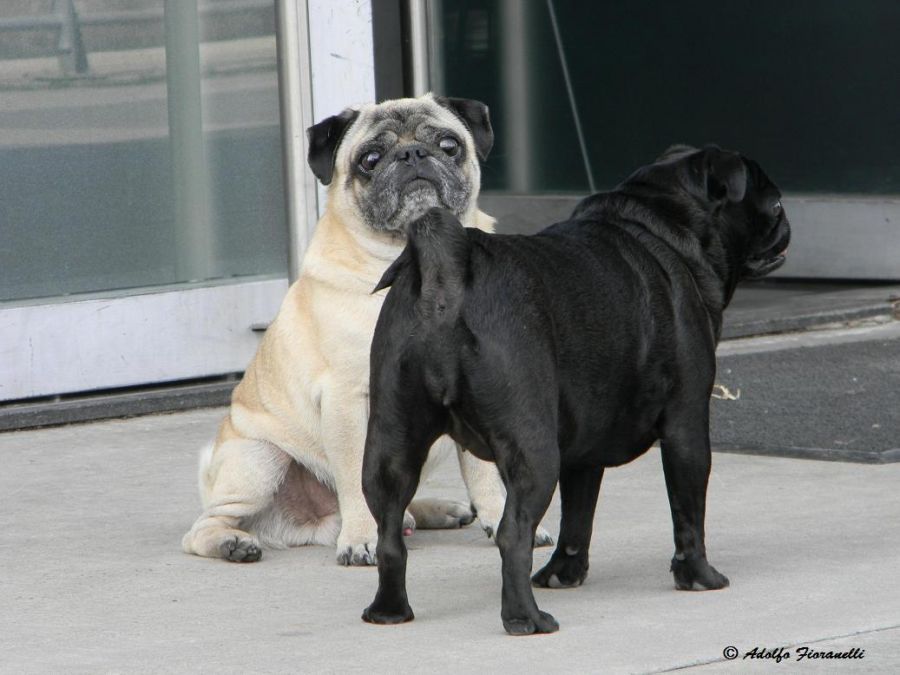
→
(713, 320, 900, 463)
(713, 331, 900, 462)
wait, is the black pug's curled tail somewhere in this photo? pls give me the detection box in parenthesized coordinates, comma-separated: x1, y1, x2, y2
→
(372, 207, 471, 408)
(373, 207, 470, 323)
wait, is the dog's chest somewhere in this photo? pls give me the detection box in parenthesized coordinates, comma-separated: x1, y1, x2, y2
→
(315, 288, 385, 376)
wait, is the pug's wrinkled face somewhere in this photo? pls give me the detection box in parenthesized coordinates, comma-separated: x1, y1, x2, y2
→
(307, 94, 493, 234)
(636, 144, 791, 280)
(737, 157, 791, 278)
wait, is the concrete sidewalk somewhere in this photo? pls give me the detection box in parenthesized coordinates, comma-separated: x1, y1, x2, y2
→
(2, 403, 899, 673)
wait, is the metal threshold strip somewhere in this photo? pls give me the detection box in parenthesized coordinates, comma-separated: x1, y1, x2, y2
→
(0, 375, 238, 433)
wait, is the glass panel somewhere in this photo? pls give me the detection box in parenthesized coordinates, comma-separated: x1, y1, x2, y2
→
(0, 0, 286, 302)
(430, 0, 900, 195)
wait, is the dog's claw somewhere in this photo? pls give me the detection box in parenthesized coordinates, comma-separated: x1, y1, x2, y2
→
(336, 543, 377, 566)
(219, 536, 262, 563)
(482, 525, 554, 549)
(534, 527, 554, 548)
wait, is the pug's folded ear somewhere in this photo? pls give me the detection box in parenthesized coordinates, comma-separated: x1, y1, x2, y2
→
(433, 96, 494, 162)
(656, 144, 697, 162)
(699, 145, 747, 204)
(307, 108, 360, 185)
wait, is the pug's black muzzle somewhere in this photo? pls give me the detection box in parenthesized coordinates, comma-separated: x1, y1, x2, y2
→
(744, 219, 791, 278)
(396, 162, 442, 191)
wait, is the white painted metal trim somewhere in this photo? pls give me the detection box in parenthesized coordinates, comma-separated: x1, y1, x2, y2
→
(0, 278, 287, 401)
(307, 0, 376, 214)
(481, 192, 900, 281)
(407, 0, 430, 96)
(276, 0, 379, 279)
(776, 195, 900, 279)
(276, 0, 319, 282)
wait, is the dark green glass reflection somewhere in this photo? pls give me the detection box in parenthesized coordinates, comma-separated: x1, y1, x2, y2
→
(433, 0, 900, 194)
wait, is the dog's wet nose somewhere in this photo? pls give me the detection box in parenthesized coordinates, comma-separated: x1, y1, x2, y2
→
(395, 144, 431, 165)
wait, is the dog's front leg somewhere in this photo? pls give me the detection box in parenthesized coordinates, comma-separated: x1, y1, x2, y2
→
(660, 410, 730, 591)
(456, 448, 505, 538)
(532, 464, 604, 588)
(321, 389, 380, 566)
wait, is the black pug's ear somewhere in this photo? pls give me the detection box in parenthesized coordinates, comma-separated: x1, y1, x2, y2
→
(306, 108, 360, 186)
(697, 145, 747, 204)
(433, 96, 494, 162)
(656, 143, 697, 162)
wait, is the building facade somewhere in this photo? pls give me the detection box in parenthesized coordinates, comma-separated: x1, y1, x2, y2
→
(1, 0, 897, 411)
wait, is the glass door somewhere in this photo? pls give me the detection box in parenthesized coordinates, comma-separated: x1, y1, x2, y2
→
(0, 1, 288, 400)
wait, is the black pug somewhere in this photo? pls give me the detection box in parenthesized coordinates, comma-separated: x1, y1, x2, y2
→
(360, 145, 790, 635)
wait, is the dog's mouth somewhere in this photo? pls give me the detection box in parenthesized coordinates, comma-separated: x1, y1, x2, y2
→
(383, 179, 446, 233)
(744, 251, 787, 277)
(743, 225, 791, 278)
(402, 177, 438, 196)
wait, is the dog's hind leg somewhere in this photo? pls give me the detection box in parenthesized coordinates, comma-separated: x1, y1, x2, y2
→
(250, 459, 341, 548)
(181, 435, 290, 562)
(492, 428, 561, 636)
(660, 404, 729, 591)
(361, 400, 443, 626)
(532, 464, 603, 588)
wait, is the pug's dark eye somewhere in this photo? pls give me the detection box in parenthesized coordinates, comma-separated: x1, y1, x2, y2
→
(359, 150, 382, 172)
(439, 137, 460, 156)
(773, 200, 783, 215)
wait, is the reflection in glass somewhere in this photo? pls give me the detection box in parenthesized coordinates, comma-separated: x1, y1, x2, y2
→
(0, 0, 286, 302)
(431, 0, 900, 196)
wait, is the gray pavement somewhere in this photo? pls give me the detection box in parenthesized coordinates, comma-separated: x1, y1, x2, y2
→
(712, 322, 900, 463)
(2, 330, 900, 674)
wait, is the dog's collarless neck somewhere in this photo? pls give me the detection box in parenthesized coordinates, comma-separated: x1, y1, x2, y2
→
(610, 211, 725, 342)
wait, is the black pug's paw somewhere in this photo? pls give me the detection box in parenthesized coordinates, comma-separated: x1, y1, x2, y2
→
(670, 556, 729, 591)
(531, 547, 589, 589)
(362, 601, 415, 625)
(502, 610, 559, 636)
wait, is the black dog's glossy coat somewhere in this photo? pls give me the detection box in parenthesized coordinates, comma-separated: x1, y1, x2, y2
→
(361, 146, 791, 635)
